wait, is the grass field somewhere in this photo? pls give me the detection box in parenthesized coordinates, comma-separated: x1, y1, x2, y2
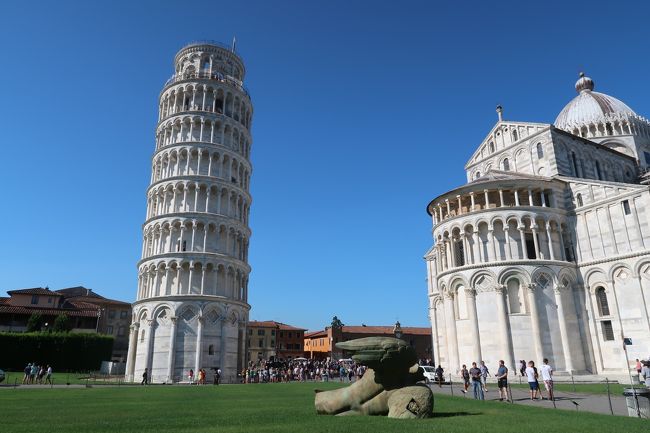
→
(0, 382, 648, 433)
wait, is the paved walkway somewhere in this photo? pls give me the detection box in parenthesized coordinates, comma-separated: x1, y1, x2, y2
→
(427, 383, 638, 417)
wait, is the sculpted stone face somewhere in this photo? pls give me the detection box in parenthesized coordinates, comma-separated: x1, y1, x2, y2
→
(314, 337, 433, 419)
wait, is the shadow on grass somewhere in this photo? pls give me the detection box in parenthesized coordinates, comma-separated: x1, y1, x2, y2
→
(434, 411, 480, 418)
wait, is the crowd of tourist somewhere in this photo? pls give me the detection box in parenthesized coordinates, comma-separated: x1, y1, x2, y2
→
(21, 362, 53, 385)
(434, 355, 650, 402)
(434, 358, 557, 402)
(242, 358, 367, 383)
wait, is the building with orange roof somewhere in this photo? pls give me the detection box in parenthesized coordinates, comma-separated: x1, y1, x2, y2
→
(0, 286, 132, 363)
(246, 320, 307, 364)
(304, 324, 433, 360)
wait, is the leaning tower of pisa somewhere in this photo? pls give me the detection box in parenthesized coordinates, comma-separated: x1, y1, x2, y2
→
(125, 41, 253, 383)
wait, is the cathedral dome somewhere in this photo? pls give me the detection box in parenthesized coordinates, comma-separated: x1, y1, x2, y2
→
(554, 73, 636, 131)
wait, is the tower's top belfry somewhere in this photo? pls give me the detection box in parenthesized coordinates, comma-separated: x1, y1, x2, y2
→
(173, 41, 246, 83)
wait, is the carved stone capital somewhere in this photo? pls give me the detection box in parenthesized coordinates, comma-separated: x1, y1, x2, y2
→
(525, 283, 537, 292)
(494, 284, 506, 294)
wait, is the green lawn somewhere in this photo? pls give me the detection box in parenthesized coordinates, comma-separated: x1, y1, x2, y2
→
(0, 382, 647, 433)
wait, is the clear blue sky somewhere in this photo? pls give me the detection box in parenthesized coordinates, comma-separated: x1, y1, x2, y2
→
(1, 1, 648, 330)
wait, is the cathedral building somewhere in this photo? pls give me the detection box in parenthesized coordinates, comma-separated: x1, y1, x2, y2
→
(425, 74, 650, 378)
(125, 41, 253, 383)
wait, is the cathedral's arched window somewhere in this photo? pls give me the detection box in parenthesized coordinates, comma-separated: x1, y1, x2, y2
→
(502, 158, 510, 171)
(595, 287, 610, 316)
(536, 143, 544, 159)
(506, 279, 522, 314)
(489, 142, 495, 153)
(576, 193, 583, 207)
(595, 161, 602, 180)
(512, 130, 518, 142)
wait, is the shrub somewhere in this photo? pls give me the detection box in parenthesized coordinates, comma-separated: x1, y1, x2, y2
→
(52, 314, 71, 333)
(26, 313, 43, 332)
(0, 332, 114, 371)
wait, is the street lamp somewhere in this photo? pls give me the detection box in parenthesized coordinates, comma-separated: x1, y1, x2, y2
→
(393, 321, 402, 340)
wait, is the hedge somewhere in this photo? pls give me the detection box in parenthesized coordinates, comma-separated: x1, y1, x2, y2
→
(0, 332, 114, 372)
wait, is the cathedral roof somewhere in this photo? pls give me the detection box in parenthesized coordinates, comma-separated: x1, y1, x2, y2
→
(554, 73, 637, 131)
(468, 169, 551, 184)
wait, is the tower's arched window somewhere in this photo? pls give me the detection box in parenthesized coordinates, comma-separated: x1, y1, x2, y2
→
(576, 193, 583, 207)
(475, 171, 481, 180)
(507, 279, 522, 314)
(595, 161, 602, 180)
(502, 158, 510, 171)
(202, 58, 210, 71)
(455, 286, 468, 320)
(536, 142, 544, 159)
(140, 329, 146, 342)
(595, 287, 610, 316)
(208, 344, 215, 355)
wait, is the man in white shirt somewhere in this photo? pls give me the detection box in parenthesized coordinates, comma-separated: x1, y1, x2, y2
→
(540, 358, 554, 401)
(525, 361, 540, 401)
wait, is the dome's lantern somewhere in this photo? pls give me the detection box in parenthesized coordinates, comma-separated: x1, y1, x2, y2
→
(575, 72, 594, 93)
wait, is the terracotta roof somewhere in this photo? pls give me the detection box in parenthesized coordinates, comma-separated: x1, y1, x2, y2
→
(0, 304, 100, 318)
(248, 320, 280, 328)
(247, 320, 307, 330)
(7, 287, 63, 296)
(341, 326, 431, 336)
(57, 287, 131, 306)
(276, 322, 307, 331)
(305, 330, 328, 338)
(66, 300, 104, 310)
(0, 297, 10, 305)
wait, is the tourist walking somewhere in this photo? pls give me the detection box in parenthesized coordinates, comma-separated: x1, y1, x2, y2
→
(460, 365, 470, 393)
(519, 360, 526, 377)
(540, 358, 554, 401)
(141, 368, 149, 385)
(22, 363, 31, 384)
(480, 361, 490, 392)
(525, 361, 540, 400)
(435, 365, 444, 388)
(30, 363, 38, 384)
(495, 360, 508, 401)
(45, 365, 53, 385)
(641, 361, 650, 387)
(469, 362, 484, 400)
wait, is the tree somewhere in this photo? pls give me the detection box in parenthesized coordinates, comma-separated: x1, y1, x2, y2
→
(26, 313, 43, 332)
(52, 314, 70, 332)
(331, 316, 344, 329)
